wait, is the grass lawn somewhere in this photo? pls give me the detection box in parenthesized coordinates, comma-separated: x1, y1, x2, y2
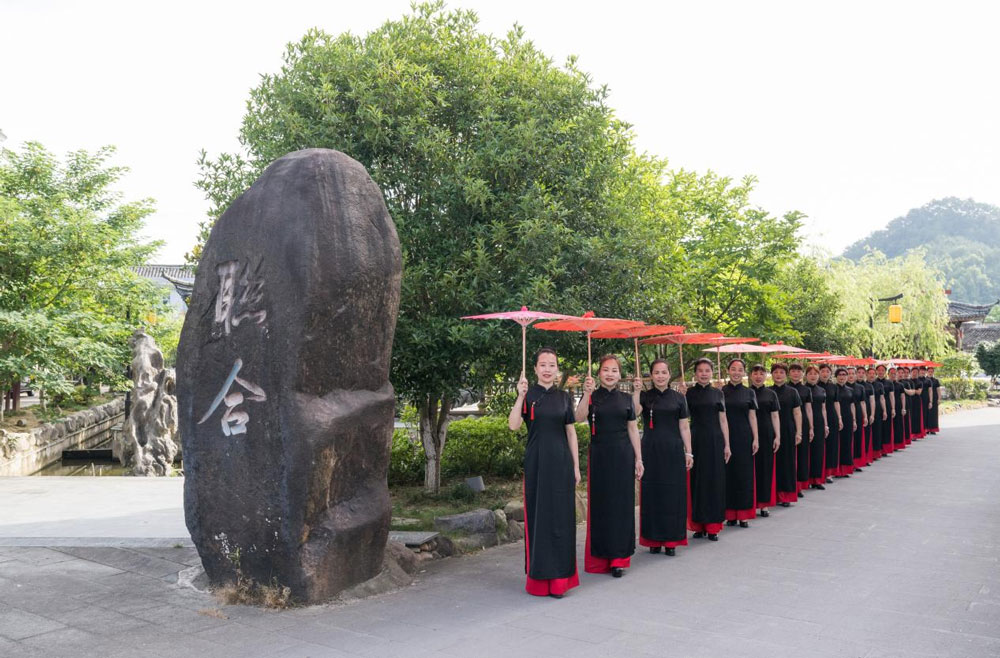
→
(0, 394, 117, 432)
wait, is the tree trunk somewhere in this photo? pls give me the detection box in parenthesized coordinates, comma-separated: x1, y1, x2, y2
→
(419, 393, 452, 494)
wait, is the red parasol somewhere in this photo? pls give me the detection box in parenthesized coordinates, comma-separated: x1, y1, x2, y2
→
(826, 356, 878, 366)
(591, 324, 685, 377)
(759, 341, 808, 353)
(461, 306, 576, 377)
(704, 337, 761, 376)
(924, 361, 943, 368)
(771, 351, 841, 360)
(885, 358, 929, 366)
(639, 332, 724, 379)
(534, 312, 643, 374)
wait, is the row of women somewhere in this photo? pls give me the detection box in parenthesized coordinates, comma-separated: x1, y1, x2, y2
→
(508, 348, 942, 598)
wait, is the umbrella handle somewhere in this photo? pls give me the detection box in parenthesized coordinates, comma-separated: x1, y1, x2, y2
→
(679, 344, 685, 382)
(634, 338, 641, 380)
(587, 330, 592, 378)
(521, 324, 527, 380)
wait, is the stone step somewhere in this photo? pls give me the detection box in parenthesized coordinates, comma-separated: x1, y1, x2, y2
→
(388, 531, 440, 548)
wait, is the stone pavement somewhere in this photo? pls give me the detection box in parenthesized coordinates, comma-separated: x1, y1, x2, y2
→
(1, 407, 999, 657)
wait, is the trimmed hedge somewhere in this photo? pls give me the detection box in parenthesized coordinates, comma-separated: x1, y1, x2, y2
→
(389, 415, 592, 486)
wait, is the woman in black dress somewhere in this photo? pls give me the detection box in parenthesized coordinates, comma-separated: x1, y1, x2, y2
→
(722, 359, 758, 528)
(903, 367, 920, 445)
(509, 348, 580, 598)
(878, 365, 896, 454)
(835, 367, 856, 476)
(861, 368, 876, 466)
(916, 366, 931, 438)
(686, 358, 731, 540)
(750, 364, 780, 517)
(770, 363, 802, 506)
(819, 364, 842, 481)
(925, 367, 941, 434)
(576, 355, 642, 577)
(789, 364, 813, 496)
(805, 365, 828, 489)
(892, 367, 910, 450)
(634, 359, 692, 556)
(849, 367, 868, 471)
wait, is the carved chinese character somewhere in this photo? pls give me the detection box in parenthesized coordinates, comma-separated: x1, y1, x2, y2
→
(212, 260, 266, 338)
(197, 358, 266, 436)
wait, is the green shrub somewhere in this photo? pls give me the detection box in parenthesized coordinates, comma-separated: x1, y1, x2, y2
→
(940, 377, 977, 400)
(388, 429, 425, 486)
(442, 416, 525, 479)
(481, 389, 518, 417)
(971, 381, 990, 401)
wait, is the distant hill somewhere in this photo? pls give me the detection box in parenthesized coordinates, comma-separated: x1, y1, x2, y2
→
(843, 197, 1000, 307)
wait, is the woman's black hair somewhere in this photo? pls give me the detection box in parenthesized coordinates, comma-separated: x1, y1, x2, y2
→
(534, 347, 558, 366)
(649, 358, 670, 373)
(788, 363, 804, 371)
(750, 364, 767, 374)
(692, 357, 714, 372)
(835, 367, 848, 376)
(598, 353, 622, 370)
(770, 363, 788, 374)
(727, 358, 746, 370)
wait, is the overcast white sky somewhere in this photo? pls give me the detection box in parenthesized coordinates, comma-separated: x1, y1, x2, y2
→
(3, 0, 998, 262)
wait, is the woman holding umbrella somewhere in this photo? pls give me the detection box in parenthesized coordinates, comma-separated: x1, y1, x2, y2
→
(722, 359, 758, 528)
(891, 367, 909, 450)
(509, 348, 580, 598)
(686, 358, 731, 540)
(750, 364, 780, 517)
(633, 359, 692, 556)
(819, 364, 842, 482)
(770, 363, 802, 506)
(849, 367, 868, 471)
(925, 367, 941, 434)
(788, 364, 813, 496)
(805, 365, 829, 489)
(575, 355, 642, 577)
(903, 367, 920, 444)
(836, 367, 857, 476)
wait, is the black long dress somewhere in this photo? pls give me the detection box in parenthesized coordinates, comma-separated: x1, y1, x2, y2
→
(770, 383, 801, 504)
(862, 380, 875, 465)
(791, 381, 812, 491)
(808, 383, 827, 485)
(752, 384, 780, 509)
(896, 379, 911, 447)
(639, 387, 690, 548)
(838, 383, 856, 474)
(585, 386, 636, 573)
(822, 379, 840, 478)
(521, 384, 579, 596)
(891, 379, 906, 449)
(907, 378, 922, 441)
(723, 382, 758, 520)
(852, 381, 867, 467)
(686, 383, 727, 533)
(918, 376, 931, 437)
(872, 378, 886, 456)
(926, 377, 941, 432)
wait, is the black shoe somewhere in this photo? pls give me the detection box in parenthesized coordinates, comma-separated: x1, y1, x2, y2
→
(778, 502, 791, 507)
(855, 467, 864, 472)
(707, 534, 719, 541)
(649, 546, 661, 554)
(739, 521, 749, 528)
(825, 477, 834, 483)
(548, 593, 564, 599)
(797, 492, 805, 498)
(665, 547, 676, 556)
(726, 520, 737, 527)
(611, 567, 624, 578)
(759, 509, 770, 518)
(812, 484, 826, 490)
(692, 531, 706, 539)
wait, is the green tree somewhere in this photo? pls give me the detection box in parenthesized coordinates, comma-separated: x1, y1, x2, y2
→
(0, 141, 164, 415)
(194, 3, 675, 491)
(974, 342, 1000, 385)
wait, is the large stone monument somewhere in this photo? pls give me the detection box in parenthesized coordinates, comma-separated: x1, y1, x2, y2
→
(118, 329, 179, 476)
(176, 149, 402, 603)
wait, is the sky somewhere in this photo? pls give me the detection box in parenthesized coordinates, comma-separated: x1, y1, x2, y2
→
(3, 0, 999, 263)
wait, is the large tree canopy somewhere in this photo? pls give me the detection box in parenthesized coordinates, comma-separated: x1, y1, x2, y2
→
(0, 141, 163, 413)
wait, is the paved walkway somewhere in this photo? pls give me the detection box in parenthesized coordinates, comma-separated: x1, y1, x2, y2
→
(1, 407, 999, 657)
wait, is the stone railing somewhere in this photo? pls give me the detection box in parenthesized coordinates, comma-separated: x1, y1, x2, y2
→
(0, 398, 125, 476)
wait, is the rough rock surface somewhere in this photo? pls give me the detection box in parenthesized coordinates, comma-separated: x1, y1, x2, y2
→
(177, 148, 402, 603)
(433, 509, 496, 534)
(119, 330, 179, 476)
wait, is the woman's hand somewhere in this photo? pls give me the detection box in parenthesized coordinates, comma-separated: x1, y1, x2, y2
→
(723, 444, 732, 463)
(685, 453, 694, 470)
(675, 381, 688, 395)
(773, 438, 780, 452)
(838, 418, 844, 431)
(795, 433, 802, 446)
(632, 375, 643, 391)
(574, 467, 581, 486)
(809, 428, 814, 442)
(516, 376, 528, 397)
(583, 376, 596, 394)
(634, 460, 644, 480)
(752, 439, 759, 455)
(853, 421, 858, 431)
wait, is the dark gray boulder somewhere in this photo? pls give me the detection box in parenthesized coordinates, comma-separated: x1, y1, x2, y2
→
(177, 148, 402, 603)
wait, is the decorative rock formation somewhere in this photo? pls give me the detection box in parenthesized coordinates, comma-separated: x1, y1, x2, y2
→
(118, 330, 179, 476)
(176, 149, 402, 603)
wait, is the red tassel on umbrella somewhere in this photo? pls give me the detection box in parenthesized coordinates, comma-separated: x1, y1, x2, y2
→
(530, 401, 536, 420)
(649, 409, 654, 430)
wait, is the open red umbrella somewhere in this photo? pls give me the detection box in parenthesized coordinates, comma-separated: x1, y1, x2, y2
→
(591, 324, 685, 377)
(771, 351, 843, 361)
(704, 337, 761, 376)
(885, 358, 929, 366)
(827, 356, 878, 366)
(534, 312, 643, 375)
(461, 306, 576, 377)
(639, 332, 724, 379)
(759, 341, 808, 353)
